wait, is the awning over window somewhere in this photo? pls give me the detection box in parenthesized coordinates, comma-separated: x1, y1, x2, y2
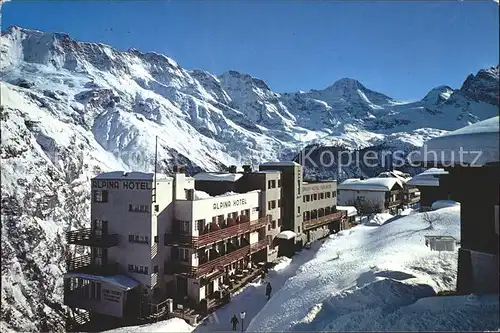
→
(276, 230, 297, 240)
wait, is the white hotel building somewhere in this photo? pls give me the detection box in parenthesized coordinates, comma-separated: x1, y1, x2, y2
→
(64, 166, 272, 323)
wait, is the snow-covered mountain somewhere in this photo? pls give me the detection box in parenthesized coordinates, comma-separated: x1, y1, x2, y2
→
(0, 25, 498, 332)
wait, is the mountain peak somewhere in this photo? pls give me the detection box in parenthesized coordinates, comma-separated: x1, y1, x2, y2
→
(422, 85, 454, 104)
(328, 78, 364, 90)
(219, 71, 271, 91)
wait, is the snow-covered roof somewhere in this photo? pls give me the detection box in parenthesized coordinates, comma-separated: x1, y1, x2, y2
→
(338, 177, 401, 192)
(407, 168, 449, 187)
(194, 190, 212, 200)
(413, 116, 499, 166)
(256, 170, 281, 174)
(63, 273, 139, 291)
(94, 171, 172, 181)
(377, 170, 411, 183)
(276, 230, 297, 240)
(193, 172, 243, 182)
(336, 205, 358, 217)
(431, 200, 460, 211)
(260, 161, 301, 167)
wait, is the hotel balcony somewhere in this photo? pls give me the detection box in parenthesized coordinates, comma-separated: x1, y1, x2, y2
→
(66, 228, 120, 248)
(302, 211, 345, 231)
(66, 254, 119, 276)
(165, 237, 271, 277)
(164, 215, 270, 248)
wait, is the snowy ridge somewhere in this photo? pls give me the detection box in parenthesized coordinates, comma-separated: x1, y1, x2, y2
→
(0, 25, 498, 332)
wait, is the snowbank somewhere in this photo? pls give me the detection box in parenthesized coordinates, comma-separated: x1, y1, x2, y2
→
(105, 318, 194, 333)
(246, 207, 472, 332)
(272, 257, 292, 272)
(432, 200, 460, 211)
(362, 213, 394, 226)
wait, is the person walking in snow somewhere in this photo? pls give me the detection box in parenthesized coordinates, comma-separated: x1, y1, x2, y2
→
(231, 314, 239, 331)
(265, 282, 272, 300)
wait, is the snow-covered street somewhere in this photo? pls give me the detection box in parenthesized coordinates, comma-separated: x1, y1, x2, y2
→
(193, 243, 321, 333)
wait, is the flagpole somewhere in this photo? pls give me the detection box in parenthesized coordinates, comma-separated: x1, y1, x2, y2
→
(153, 136, 158, 202)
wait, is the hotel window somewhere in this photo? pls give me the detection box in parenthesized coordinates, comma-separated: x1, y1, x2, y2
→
(297, 226, 301, 233)
(129, 204, 149, 213)
(179, 248, 189, 262)
(154, 204, 159, 212)
(179, 221, 190, 234)
(268, 224, 271, 231)
(93, 190, 108, 203)
(320, 193, 324, 200)
(278, 199, 282, 207)
(313, 194, 318, 201)
(90, 281, 101, 300)
(277, 179, 281, 187)
(297, 206, 301, 215)
(326, 192, 331, 198)
(333, 191, 337, 198)
(268, 200, 276, 209)
(272, 220, 276, 229)
(303, 196, 306, 203)
(196, 219, 205, 231)
(278, 218, 282, 226)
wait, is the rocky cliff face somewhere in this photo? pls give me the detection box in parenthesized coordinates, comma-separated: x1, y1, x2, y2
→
(0, 25, 498, 332)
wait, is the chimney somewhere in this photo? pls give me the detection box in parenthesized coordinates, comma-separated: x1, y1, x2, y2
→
(242, 165, 252, 173)
(228, 165, 237, 173)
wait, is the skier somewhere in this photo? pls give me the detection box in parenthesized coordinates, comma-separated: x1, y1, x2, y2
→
(265, 282, 272, 300)
(231, 314, 239, 331)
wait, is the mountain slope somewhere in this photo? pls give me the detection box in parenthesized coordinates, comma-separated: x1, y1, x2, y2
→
(0, 25, 498, 332)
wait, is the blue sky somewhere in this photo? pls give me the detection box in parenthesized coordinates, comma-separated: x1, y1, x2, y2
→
(2, 0, 498, 101)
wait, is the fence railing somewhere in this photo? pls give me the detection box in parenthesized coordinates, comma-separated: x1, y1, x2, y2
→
(66, 228, 119, 248)
(165, 237, 270, 277)
(66, 255, 119, 276)
(164, 216, 270, 248)
(303, 211, 345, 231)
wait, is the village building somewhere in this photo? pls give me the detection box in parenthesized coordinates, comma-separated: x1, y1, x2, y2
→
(337, 177, 405, 214)
(377, 170, 420, 206)
(258, 162, 346, 257)
(414, 116, 499, 295)
(406, 168, 450, 211)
